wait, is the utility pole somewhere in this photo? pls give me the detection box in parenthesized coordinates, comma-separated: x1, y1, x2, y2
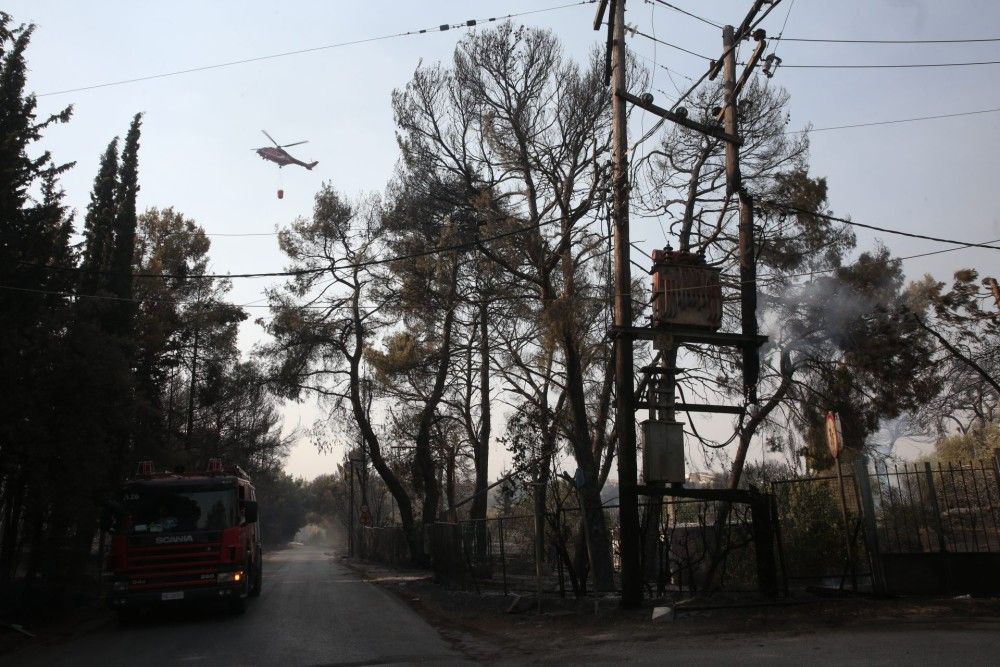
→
(603, 0, 642, 609)
(595, 0, 778, 597)
(721, 25, 761, 404)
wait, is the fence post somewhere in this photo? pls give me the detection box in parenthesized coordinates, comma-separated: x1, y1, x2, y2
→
(923, 461, 948, 554)
(993, 449, 1000, 489)
(852, 456, 887, 596)
(769, 489, 789, 597)
(749, 491, 778, 598)
(498, 517, 508, 596)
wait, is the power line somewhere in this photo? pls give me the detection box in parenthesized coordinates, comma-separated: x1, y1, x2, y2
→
(898, 239, 1000, 262)
(5, 233, 998, 307)
(786, 106, 1000, 134)
(776, 36, 1000, 45)
(17, 216, 558, 280)
(667, 0, 784, 111)
(760, 202, 1000, 252)
(782, 59, 1000, 70)
(646, 0, 722, 30)
(630, 29, 712, 60)
(38, 1, 596, 97)
(769, 0, 797, 62)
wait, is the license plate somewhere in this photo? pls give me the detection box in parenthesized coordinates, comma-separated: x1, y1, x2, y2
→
(161, 591, 184, 601)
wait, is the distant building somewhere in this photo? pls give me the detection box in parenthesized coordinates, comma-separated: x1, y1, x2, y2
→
(685, 471, 724, 488)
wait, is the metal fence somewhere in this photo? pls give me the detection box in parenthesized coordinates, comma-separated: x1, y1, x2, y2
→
(652, 498, 760, 595)
(359, 525, 411, 566)
(871, 459, 1000, 554)
(770, 472, 870, 590)
(768, 453, 1000, 595)
(423, 499, 762, 596)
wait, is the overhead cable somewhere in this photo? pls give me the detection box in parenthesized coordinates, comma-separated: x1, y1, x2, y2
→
(38, 1, 596, 97)
(646, 0, 722, 30)
(759, 202, 1000, 252)
(776, 36, 1000, 45)
(630, 28, 713, 60)
(786, 106, 1000, 134)
(782, 59, 1000, 69)
(16, 216, 558, 280)
(4, 234, 998, 307)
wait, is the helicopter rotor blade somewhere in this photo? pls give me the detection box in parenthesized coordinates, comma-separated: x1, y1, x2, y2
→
(280, 141, 308, 148)
(261, 130, 281, 148)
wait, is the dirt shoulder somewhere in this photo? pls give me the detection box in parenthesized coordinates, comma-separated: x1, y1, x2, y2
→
(0, 603, 112, 658)
(342, 557, 1000, 663)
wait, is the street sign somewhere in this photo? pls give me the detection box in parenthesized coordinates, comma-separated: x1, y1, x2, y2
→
(359, 505, 371, 527)
(825, 411, 843, 459)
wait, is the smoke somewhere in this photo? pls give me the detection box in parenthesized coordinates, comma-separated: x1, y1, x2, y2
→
(770, 274, 875, 347)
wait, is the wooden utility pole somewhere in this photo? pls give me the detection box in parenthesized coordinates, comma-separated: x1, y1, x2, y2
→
(721, 25, 760, 403)
(607, 0, 642, 609)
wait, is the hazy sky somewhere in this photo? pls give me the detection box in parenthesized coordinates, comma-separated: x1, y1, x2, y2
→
(14, 1, 1000, 479)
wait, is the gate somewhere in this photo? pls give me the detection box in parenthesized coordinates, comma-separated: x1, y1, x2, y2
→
(871, 458, 1000, 595)
(771, 452, 1000, 596)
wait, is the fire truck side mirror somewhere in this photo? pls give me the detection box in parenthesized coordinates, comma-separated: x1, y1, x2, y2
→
(241, 500, 259, 524)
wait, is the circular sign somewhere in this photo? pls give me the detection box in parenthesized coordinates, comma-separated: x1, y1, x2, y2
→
(825, 411, 843, 459)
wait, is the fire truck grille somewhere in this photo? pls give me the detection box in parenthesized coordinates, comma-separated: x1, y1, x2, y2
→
(125, 541, 221, 590)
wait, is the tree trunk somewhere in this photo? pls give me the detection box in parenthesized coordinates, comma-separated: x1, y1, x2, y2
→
(414, 264, 459, 528)
(563, 330, 616, 591)
(0, 473, 26, 583)
(469, 300, 491, 524)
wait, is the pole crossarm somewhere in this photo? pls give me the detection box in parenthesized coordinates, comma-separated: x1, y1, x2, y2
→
(621, 91, 742, 145)
(612, 324, 767, 348)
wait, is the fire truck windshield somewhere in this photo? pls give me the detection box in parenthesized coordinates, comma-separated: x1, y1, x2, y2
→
(123, 487, 237, 534)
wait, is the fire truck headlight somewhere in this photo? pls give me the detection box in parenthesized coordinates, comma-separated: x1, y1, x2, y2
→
(217, 570, 244, 584)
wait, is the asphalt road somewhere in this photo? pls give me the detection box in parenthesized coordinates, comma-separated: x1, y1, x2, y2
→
(10, 546, 471, 667)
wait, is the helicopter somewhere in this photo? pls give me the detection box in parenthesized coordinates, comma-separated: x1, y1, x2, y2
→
(252, 130, 318, 170)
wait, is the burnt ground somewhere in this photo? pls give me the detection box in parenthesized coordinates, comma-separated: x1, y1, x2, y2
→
(343, 557, 1000, 664)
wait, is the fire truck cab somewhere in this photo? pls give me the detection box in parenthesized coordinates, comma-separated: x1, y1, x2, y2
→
(107, 459, 262, 619)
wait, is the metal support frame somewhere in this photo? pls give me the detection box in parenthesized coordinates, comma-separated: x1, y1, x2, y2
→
(636, 484, 778, 597)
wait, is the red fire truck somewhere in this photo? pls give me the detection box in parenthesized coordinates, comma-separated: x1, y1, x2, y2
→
(106, 459, 262, 619)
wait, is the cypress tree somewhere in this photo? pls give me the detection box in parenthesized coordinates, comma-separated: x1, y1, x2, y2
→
(0, 13, 74, 584)
(108, 113, 142, 321)
(79, 137, 119, 296)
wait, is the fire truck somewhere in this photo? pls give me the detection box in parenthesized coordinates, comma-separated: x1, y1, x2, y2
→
(106, 459, 262, 619)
